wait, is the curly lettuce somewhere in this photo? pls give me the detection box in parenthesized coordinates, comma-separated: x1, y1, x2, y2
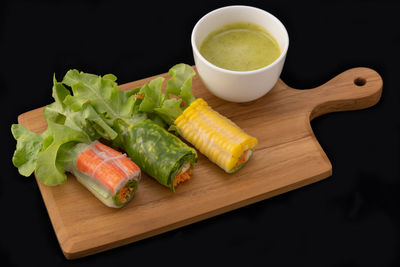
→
(11, 65, 198, 188)
(11, 121, 90, 185)
(136, 63, 196, 126)
(62, 69, 142, 125)
(11, 73, 130, 186)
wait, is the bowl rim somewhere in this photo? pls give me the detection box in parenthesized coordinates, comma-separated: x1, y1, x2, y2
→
(191, 5, 290, 75)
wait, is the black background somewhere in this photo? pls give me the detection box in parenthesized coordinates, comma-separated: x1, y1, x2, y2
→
(1, 0, 399, 266)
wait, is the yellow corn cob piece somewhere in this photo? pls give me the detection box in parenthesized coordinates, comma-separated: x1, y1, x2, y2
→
(174, 98, 258, 172)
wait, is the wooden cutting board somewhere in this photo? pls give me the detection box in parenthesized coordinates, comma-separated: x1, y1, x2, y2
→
(18, 67, 382, 259)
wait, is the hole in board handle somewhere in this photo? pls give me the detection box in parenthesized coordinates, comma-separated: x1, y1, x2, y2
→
(354, 77, 367, 87)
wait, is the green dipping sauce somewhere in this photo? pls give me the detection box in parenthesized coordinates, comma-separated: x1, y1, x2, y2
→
(199, 22, 281, 71)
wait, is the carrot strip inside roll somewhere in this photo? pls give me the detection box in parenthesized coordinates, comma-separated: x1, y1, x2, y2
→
(77, 149, 127, 194)
(71, 141, 141, 208)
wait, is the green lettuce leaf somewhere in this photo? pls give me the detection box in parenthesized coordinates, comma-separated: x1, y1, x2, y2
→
(44, 76, 118, 141)
(166, 63, 196, 107)
(62, 70, 139, 126)
(35, 121, 90, 185)
(137, 63, 196, 125)
(11, 124, 44, 177)
(11, 76, 116, 185)
(138, 77, 165, 113)
(154, 98, 183, 125)
(11, 121, 90, 186)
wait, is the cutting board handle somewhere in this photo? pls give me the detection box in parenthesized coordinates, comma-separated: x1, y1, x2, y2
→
(302, 67, 383, 120)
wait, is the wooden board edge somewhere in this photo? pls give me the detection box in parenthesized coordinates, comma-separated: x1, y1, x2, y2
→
(61, 167, 332, 259)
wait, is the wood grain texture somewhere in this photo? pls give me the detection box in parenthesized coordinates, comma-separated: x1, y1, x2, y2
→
(17, 66, 382, 259)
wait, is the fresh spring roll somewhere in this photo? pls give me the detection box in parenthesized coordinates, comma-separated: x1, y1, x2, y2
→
(113, 119, 197, 191)
(133, 64, 257, 174)
(174, 98, 258, 173)
(66, 140, 141, 208)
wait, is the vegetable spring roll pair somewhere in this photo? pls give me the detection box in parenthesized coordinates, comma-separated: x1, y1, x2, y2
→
(67, 119, 198, 207)
(68, 120, 197, 197)
(68, 120, 197, 200)
(60, 69, 198, 191)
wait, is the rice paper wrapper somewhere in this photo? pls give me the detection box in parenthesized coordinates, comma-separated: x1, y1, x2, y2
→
(66, 141, 141, 208)
(114, 119, 197, 191)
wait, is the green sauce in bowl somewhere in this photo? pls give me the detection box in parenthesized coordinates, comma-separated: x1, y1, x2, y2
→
(199, 22, 281, 72)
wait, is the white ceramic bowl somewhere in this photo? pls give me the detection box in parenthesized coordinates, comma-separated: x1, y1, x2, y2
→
(191, 5, 289, 102)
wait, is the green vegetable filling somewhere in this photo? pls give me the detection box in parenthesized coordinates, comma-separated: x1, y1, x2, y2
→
(113, 180, 138, 207)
